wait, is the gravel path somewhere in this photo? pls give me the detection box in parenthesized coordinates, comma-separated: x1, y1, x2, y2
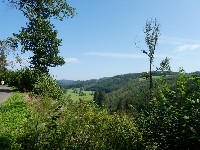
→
(0, 86, 13, 104)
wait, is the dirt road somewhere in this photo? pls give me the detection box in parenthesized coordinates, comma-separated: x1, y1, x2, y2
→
(0, 86, 13, 104)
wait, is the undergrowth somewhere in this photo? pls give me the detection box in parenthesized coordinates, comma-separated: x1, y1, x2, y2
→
(0, 93, 30, 149)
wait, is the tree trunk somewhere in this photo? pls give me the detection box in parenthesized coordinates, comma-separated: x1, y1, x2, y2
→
(149, 63, 152, 90)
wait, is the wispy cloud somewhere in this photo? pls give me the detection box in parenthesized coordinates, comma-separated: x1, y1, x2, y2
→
(85, 52, 147, 58)
(64, 58, 79, 63)
(84, 52, 177, 59)
(176, 44, 200, 52)
(160, 36, 200, 46)
(160, 36, 200, 53)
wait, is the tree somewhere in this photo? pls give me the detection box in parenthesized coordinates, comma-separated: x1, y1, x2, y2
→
(16, 18, 66, 73)
(6, 0, 75, 73)
(136, 19, 160, 90)
(0, 37, 18, 71)
(4, 0, 75, 20)
(0, 44, 7, 71)
(156, 57, 171, 74)
(93, 90, 106, 107)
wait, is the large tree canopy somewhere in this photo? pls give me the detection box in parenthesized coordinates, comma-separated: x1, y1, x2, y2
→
(5, 0, 75, 20)
(4, 0, 75, 73)
(15, 18, 65, 73)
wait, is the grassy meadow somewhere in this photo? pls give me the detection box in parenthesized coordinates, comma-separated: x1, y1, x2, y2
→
(66, 88, 94, 101)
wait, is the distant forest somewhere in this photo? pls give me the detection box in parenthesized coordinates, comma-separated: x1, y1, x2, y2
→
(57, 71, 182, 92)
(57, 71, 200, 113)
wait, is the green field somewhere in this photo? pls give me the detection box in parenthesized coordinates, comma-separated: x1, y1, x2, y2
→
(139, 75, 162, 81)
(66, 88, 94, 101)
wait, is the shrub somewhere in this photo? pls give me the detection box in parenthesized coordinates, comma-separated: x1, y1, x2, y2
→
(0, 70, 17, 86)
(33, 73, 63, 100)
(14, 97, 142, 149)
(60, 100, 142, 149)
(3, 68, 39, 91)
(138, 70, 200, 149)
(2, 68, 63, 100)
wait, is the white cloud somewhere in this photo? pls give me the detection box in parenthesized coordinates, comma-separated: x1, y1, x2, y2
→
(160, 36, 200, 53)
(160, 36, 200, 46)
(84, 52, 178, 59)
(64, 58, 79, 63)
(176, 44, 200, 52)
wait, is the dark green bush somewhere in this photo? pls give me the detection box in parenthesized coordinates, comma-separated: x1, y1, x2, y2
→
(0, 136, 12, 150)
(2, 68, 39, 91)
(1, 68, 63, 100)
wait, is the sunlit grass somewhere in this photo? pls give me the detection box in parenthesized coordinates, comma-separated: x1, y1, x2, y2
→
(0, 93, 30, 149)
(66, 88, 94, 101)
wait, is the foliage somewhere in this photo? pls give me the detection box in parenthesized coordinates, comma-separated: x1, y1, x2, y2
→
(5, 0, 75, 20)
(0, 93, 30, 149)
(8, 0, 75, 73)
(7, 68, 40, 91)
(15, 17, 65, 73)
(0, 45, 7, 71)
(138, 70, 200, 149)
(59, 73, 142, 93)
(0, 37, 18, 71)
(61, 100, 142, 149)
(106, 79, 150, 114)
(14, 96, 64, 149)
(2, 68, 63, 100)
(156, 57, 171, 73)
(2, 69, 200, 149)
(136, 18, 160, 90)
(33, 73, 63, 100)
(93, 90, 106, 107)
(3, 93, 142, 149)
(59, 72, 179, 114)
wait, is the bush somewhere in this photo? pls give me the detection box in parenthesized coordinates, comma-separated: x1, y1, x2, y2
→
(33, 73, 63, 100)
(14, 97, 142, 149)
(1, 68, 63, 100)
(0, 70, 17, 86)
(59, 100, 142, 149)
(138, 70, 200, 149)
(2, 68, 39, 91)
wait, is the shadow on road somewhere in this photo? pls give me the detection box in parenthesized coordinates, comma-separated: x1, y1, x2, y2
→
(0, 89, 13, 93)
(0, 87, 18, 93)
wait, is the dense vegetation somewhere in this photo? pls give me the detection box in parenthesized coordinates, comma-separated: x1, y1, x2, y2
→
(1, 1, 200, 149)
(0, 70, 142, 149)
(1, 69, 200, 149)
(0, 93, 29, 149)
(58, 73, 141, 92)
(57, 72, 177, 93)
(58, 72, 177, 112)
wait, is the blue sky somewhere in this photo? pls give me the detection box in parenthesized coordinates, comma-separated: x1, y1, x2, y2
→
(1, 0, 200, 80)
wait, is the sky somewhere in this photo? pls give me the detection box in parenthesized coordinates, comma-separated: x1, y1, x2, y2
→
(1, 0, 200, 80)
